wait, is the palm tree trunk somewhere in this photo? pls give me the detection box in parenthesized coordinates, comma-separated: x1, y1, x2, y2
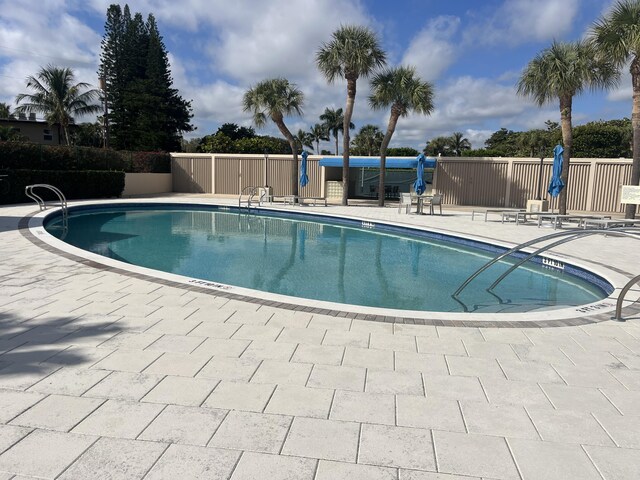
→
(627, 61, 640, 219)
(342, 77, 357, 206)
(63, 125, 71, 146)
(559, 95, 572, 215)
(334, 133, 339, 156)
(316, 140, 320, 154)
(378, 109, 400, 207)
(274, 118, 299, 199)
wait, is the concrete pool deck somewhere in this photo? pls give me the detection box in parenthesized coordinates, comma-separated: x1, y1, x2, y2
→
(0, 195, 639, 479)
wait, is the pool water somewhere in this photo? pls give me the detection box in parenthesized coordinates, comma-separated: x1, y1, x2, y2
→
(45, 205, 609, 313)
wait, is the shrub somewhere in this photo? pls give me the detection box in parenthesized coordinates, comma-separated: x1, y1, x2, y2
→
(0, 141, 170, 173)
(0, 169, 125, 205)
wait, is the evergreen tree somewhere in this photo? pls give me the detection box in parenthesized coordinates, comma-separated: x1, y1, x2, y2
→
(99, 5, 127, 149)
(98, 4, 193, 151)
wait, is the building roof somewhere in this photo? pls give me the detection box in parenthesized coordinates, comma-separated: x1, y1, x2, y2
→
(318, 156, 437, 168)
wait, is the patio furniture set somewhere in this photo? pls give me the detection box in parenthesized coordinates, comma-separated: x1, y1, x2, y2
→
(398, 193, 443, 215)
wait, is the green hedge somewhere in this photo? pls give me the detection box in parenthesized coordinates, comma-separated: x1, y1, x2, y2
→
(0, 142, 170, 173)
(0, 169, 125, 205)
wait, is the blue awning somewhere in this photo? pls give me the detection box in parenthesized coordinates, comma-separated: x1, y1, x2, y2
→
(318, 156, 436, 169)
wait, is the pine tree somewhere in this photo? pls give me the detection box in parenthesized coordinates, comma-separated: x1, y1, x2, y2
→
(98, 4, 193, 151)
(98, 4, 126, 149)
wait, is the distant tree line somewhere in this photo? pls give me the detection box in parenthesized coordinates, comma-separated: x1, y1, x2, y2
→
(195, 123, 291, 154)
(450, 119, 631, 159)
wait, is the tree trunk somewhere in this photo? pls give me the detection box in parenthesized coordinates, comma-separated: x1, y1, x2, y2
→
(342, 76, 357, 206)
(559, 95, 573, 215)
(334, 133, 339, 156)
(274, 117, 299, 199)
(316, 140, 319, 154)
(63, 124, 70, 146)
(627, 59, 640, 219)
(378, 108, 400, 207)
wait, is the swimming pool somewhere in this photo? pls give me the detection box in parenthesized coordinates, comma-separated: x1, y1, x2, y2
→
(42, 203, 612, 314)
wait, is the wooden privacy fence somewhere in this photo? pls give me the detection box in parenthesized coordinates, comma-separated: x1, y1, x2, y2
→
(171, 154, 634, 213)
(171, 153, 324, 198)
(434, 157, 633, 213)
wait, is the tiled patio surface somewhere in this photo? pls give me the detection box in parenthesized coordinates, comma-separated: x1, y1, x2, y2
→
(0, 196, 639, 479)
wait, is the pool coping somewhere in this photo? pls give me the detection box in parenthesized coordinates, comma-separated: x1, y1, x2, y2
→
(20, 199, 640, 328)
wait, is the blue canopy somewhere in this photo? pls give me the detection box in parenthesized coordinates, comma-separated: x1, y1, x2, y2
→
(300, 150, 309, 187)
(413, 153, 427, 195)
(548, 144, 565, 198)
(318, 156, 437, 169)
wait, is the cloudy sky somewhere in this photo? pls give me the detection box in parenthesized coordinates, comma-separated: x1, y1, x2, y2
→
(0, 0, 630, 151)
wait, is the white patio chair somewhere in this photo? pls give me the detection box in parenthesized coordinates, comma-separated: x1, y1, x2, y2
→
(425, 194, 443, 215)
(398, 193, 413, 214)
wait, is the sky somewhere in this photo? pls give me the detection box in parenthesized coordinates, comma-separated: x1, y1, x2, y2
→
(0, 0, 631, 151)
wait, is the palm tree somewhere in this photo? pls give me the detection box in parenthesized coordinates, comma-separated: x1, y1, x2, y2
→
(316, 25, 387, 205)
(449, 132, 471, 156)
(309, 123, 329, 154)
(243, 78, 304, 198)
(14, 65, 101, 146)
(319, 107, 354, 155)
(516, 41, 619, 214)
(591, 0, 640, 219)
(295, 129, 314, 152)
(369, 66, 435, 206)
(351, 124, 384, 156)
(424, 136, 451, 156)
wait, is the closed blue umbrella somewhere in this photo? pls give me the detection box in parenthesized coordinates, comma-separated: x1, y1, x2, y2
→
(548, 144, 565, 198)
(300, 150, 309, 187)
(413, 153, 426, 195)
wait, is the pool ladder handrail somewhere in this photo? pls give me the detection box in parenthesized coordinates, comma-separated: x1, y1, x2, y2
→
(238, 186, 260, 211)
(25, 184, 69, 231)
(452, 227, 640, 316)
(615, 273, 640, 321)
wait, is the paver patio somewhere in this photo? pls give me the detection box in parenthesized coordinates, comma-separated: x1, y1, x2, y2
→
(0, 196, 639, 479)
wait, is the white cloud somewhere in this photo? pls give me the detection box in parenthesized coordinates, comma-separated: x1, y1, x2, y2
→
(607, 68, 632, 102)
(400, 16, 460, 82)
(464, 0, 579, 46)
(87, 0, 373, 83)
(0, 0, 102, 113)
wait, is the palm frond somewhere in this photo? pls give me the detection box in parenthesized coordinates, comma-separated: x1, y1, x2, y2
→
(368, 66, 435, 117)
(590, 0, 640, 66)
(316, 24, 386, 83)
(243, 78, 304, 130)
(517, 40, 619, 106)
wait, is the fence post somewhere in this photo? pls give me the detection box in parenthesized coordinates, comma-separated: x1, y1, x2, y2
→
(504, 158, 514, 207)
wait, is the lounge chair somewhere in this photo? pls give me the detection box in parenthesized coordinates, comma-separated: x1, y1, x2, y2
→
(471, 208, 524, 221)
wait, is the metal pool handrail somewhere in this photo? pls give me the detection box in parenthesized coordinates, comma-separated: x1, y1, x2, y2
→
(615, 274, 640, 322)
(25, 184, 68, 231)
(238, 186, 259, 211)
(452, 227, 640, 303)
(487, 230, 638, 292)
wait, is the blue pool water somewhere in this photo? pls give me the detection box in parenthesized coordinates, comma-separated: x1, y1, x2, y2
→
(44, 204, 611, 313)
